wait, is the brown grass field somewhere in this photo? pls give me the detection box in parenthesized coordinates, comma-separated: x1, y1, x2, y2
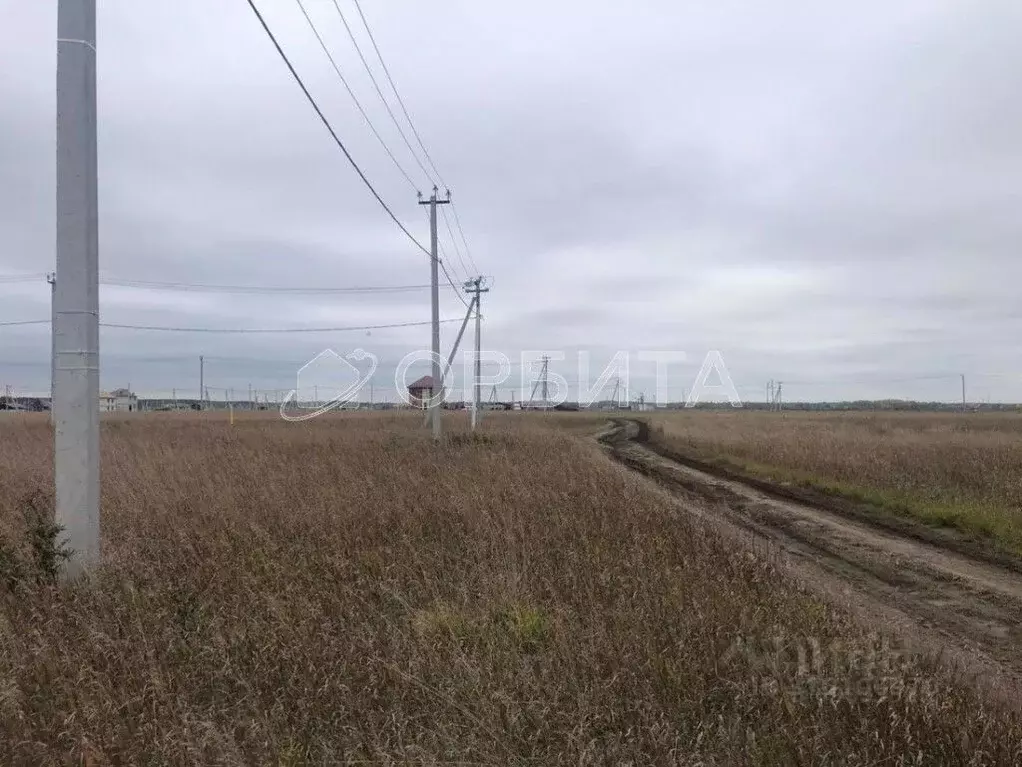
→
(0, 411, 1019, 764)
(647, 410, 1022, 556)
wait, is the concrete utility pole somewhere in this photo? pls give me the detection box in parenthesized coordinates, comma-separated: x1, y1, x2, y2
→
(54, 0, 100, 578)
(463, 277, 489, 430)
(199, 355, 204, 410)
(424, 291, 478, 428)
(961, 374, 967, 413)
(47, 273, 56, 423)
(418, 186, 450, 439)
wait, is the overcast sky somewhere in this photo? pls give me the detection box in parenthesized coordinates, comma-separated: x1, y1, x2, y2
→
(1, 1, 1020, 403)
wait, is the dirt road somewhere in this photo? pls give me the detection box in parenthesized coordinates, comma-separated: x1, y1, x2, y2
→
(601, 419, 1022, 700)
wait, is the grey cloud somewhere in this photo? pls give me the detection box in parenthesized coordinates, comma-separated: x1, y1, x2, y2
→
(1, 0, 1021, 402)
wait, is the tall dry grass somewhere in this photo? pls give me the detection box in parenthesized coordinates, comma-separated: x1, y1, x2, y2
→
(0, 412, 1017, 764)
(649, 410, 1022, 553)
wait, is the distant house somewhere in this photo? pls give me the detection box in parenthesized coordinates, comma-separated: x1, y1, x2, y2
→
(407, 375, 442, 410)
(100, 388, 138, 412)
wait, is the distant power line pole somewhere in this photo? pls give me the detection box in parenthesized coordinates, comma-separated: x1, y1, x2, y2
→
(54, 0, 100, 578)
(199, 355, 205, 410)
(463, 276, 489, 431)
(418, 186, 450, 440)
(961, 373, 966, 413)
(528, 356, 551, 407)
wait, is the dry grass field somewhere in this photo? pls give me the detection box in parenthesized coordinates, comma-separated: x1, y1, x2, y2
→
(0, 411, 1018, 764)
(647, 410, 1022, 555)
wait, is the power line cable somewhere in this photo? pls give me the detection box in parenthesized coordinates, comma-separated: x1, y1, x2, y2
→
(436, 238, 468, 289)
(0, 318, 458, 333)
(448, 202, 480, 276)
(244, 0, 429, 258)
(99, 278, 445, 294)
(350, 0, 443, 184)
(100, 318, 459, 334)
(427, 202, 472, 308)
(348, 0, 481, 276)
(783, 374, 962, 386)
(328, 0, 432, 184)
(0, 274, 47, 284)
(294, 0, 419, 193)
(2, 275, 459, 295)
(246, 0, 469, 312)
(440, 205, 472, 279)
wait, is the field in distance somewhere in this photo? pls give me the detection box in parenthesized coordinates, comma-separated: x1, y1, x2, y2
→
(0, 412, 1018, 764)
(647, 410, 1022, 556)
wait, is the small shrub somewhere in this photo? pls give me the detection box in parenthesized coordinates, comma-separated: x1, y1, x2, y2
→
(0, 491, 71, 589)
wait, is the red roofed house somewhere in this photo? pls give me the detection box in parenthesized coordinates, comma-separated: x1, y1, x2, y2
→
(408, 375, 442, 410)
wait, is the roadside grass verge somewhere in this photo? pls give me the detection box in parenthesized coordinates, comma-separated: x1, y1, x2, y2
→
(646, 411, 1022, 557)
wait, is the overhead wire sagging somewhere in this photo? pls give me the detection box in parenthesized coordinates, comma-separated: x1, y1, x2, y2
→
(98, 278, 446, 294)
(328, 0, 433, 185)
(449, 202, 480, 277)
(0, 318, 461, 333)
(244, 0, 429, 258)
(350, 0, 444, 185)
(99, 318, 461, 333)
(340, 0, 481, 276)
(294, 0, 419, 193)
(247, 0, 472, 311)
(440, 205, 473, 280)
